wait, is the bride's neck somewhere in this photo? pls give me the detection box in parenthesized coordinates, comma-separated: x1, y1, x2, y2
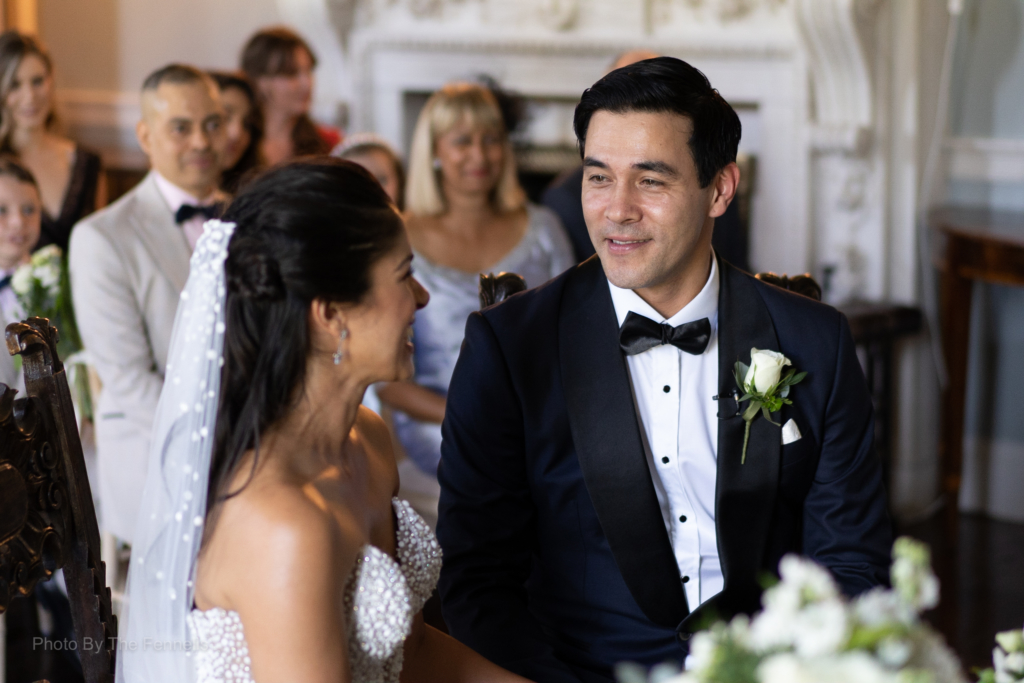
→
(265, 370, 368, 472)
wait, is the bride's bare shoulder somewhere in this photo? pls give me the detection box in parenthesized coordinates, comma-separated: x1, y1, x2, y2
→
(196, 476, 363, 612)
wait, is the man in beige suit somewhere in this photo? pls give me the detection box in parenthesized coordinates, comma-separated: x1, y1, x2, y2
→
(69, 64, 227, 542)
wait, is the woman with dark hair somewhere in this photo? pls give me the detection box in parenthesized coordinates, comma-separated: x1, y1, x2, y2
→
(240, 27, 341, 165)
(209, 71, 263, 195)
(0, 30, 104, 251)
(117, 158, 530, 683)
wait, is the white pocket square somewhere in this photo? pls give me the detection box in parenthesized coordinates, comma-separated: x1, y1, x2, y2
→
(781, 418, 802, 445)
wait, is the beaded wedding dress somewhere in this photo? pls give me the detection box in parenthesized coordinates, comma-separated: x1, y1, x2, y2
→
(188, 498, 442, 683)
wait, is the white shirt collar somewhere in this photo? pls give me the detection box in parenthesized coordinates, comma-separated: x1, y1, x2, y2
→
(607, 253, 719, 329)
(153, 171, 215, 213)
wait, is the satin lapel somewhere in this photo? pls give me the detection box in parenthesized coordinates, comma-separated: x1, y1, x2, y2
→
(713, 258, 781, 603)
(129, 173, 192, 293)
(559, 256, 689, 628)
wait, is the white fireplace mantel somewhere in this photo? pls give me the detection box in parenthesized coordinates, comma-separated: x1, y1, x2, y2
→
(330, 0, 891, 298)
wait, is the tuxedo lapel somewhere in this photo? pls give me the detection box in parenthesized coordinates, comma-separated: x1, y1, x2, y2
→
(129, 173, 192, 293)
(702, 258, 782, 620)
(559, 256, 689, 628)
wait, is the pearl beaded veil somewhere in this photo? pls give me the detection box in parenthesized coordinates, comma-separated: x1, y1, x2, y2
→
(117, 219, 235, 683)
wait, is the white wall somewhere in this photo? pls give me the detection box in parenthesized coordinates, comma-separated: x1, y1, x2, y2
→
(39, 0, 287, 166)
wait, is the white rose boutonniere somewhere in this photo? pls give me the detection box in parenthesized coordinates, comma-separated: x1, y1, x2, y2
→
(734, 348, 807, 464)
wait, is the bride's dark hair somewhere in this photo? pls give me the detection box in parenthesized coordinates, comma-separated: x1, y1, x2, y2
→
(207, 157, 402, 517)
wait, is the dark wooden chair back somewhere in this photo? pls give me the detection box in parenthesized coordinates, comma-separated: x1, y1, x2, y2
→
(478, 270, 823, 309)
(479, 272, 528, 308)
(754, 271, 823, 301)
(0, 317, 117, 683)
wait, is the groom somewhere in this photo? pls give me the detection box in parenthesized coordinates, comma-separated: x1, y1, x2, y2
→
(436, 57, 892, 682)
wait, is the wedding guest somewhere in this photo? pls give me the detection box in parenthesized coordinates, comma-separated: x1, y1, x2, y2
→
(0, 157, 40, 391)
(332, 133, 404, 208)
(240, 27, 340, 166)
(210, 71, 263, 195)
(379, 82, 573, 527)
(119, 158, 530, 683)
(0, 31, 105, 252)
(69, 64, 227, 543)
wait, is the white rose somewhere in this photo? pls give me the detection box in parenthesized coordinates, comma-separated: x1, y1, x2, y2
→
(37, 264, 60, 289)
(11, 265, 32, 296)
(744, 348, 792, 393)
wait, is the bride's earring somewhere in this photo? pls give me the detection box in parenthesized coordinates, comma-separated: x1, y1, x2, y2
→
(333, 329, 349, 365)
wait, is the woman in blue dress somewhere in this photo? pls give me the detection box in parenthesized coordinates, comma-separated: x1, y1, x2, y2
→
(378, 83, 574, 526)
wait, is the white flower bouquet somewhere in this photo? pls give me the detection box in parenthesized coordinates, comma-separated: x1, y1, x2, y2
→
(11, 244, 92, 420)
(12, 244, 64, 317)
(978, 625, 1024, 683)
(618, 537, 966, 683)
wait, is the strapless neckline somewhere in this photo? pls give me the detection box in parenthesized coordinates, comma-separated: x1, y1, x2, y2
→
(188, 498, 442, 683)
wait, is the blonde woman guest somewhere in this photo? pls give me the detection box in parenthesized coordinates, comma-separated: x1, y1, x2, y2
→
(0, 31, 104, 252)
(378, 83, 573, 526)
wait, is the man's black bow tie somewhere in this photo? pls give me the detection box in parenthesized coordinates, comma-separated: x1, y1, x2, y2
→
(619, 311, 712, 356)
(0, 274, 11, 291)
(175, 202, 224, 225)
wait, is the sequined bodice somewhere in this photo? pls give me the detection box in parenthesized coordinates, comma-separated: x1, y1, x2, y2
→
(188, 498, 442, 683)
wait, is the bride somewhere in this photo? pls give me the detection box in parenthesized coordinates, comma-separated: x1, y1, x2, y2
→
(117, 158, 530, 683)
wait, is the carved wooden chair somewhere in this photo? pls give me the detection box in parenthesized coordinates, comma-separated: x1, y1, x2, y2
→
(478, 272, 529, 308)
(478, 269, 823, 308)
(0, 317, 117, 683)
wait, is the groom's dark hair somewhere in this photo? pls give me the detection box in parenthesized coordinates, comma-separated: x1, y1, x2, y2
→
(573, 56, 741, 188)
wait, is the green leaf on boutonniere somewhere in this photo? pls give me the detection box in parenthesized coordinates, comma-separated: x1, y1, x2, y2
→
(733, 349, 807, 464)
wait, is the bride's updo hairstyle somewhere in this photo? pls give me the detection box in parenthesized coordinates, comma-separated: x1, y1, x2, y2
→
(208, 157, 402, 514)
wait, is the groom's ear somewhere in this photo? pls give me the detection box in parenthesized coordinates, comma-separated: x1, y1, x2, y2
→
(708, 161, 740, 219)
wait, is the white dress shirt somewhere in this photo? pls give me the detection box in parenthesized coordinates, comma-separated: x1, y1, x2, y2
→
(153, 172, 218, 251)
(607, 256, 723, 613)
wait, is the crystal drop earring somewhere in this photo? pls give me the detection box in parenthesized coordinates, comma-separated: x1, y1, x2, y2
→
(333, 329, 349, 365)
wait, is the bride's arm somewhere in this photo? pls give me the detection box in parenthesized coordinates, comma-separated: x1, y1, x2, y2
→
(400, 613, 533, 683)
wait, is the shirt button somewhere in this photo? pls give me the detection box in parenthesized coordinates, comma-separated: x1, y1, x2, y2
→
(682, 575, 690, 583)
(661, 457, 669, 464)
(678, 515, 687, 523)
(663, 385, 670, 393)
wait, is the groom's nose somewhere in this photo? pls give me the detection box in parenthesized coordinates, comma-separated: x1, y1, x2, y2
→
(604, 182, 642, 226)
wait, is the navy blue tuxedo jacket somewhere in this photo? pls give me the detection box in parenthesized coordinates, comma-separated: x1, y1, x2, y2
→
(436, 256, 892, 683)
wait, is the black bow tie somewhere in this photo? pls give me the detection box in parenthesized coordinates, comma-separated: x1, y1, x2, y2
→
(175, 202, 223, 225)
(619, 311, 712, 356)
(0, 275, 10, 291)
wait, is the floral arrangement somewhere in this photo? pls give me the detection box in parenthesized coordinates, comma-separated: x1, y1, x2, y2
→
(11, 244, 91, 419)
(12, 244, 64, 319)
(619, 537, 966, 683)
(978, 626, 1024, 683)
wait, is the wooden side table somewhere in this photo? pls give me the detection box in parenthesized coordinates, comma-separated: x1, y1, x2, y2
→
(932, 207, 1024, 532)
(835, 302, 923, 498)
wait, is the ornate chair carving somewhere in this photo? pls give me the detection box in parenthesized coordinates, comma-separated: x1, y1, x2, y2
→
(478, 272, 528, 308)
(0, 317, 117, 683)
(753, 271, 823, 301)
